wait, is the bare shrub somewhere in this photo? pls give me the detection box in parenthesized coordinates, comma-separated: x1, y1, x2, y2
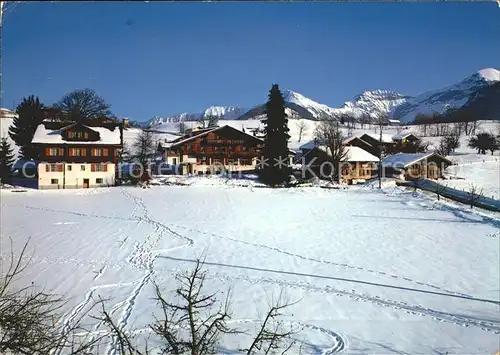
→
(244, 290, 301, 355)
(0, 239, 104, 355)
(1, 245, 300, 355)
(466, 183, 484, 209)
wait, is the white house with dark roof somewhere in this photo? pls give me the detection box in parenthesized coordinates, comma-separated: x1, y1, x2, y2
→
(32, 121, 122, 189)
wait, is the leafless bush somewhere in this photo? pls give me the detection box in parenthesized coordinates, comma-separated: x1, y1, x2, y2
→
(466, 183, 484, 209)
(244, 290, 301, 355)
(150, 259, 236, 355)
(150, 259, 300, 355)
(434, 182, 447, 201)
(1, 244, 300, 355)
(0, 239, 105, 355)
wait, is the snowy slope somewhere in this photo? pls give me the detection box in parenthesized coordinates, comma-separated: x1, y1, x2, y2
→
(393, 68, 500, 123)
(1, 184, 499, 354)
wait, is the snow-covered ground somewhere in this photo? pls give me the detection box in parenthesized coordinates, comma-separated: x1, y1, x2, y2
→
(1, 181, 499, 354)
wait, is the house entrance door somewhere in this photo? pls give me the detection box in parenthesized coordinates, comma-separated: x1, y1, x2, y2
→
(83, 178, 89, 188)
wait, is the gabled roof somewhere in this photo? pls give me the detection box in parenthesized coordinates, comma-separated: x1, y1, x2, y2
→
(32, 122, 121, 145)
(299, 140, 318, 151)
(314, 145, 379, 162)
(169, 125, 264, 148)
(343, 135, 373, 146)
(392, 133, 419, 141)
(360, 133, 395, 144)
(382, 152, 452, 168)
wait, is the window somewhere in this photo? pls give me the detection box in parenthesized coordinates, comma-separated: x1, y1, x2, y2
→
(45, 163, 63, 172)
(51, 178, 58, 184)
(91, 148, 103, 156)
(96, 178, 103, 184)
(69, 148, 86, 156)
(67, 165, 72, 171)
(91, 163, 107, 172)
(68, 131, 75, 138)
(240, 159, 250, 165)
(90, 148, 108, 157)
(172, 158, 177, 165)
(81, 165, 86, 171)
(46, 147, 63, 156)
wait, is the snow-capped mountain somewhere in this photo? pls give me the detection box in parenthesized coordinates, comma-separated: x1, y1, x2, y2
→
(236, 89, 338, 121)
(236, 89, 411, 121)
(147, 106, 247, 127)
(334, 90, 410, 119)
(393, 68, 500, 122)
(145, 67, 499, 128)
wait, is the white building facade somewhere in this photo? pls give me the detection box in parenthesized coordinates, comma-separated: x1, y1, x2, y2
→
(32, 121, 122, 189)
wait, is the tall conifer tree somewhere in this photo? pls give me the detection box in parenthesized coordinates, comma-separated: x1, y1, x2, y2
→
(9, 96, 45, 160)
(0, 138, 15, 183)
(260, 84, 291, 186)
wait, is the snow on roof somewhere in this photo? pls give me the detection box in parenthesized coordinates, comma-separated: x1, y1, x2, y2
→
(316, 145, 379, 162)
(32, 123, 121, 145)
(362, 133, 395, 144)
(158, 141, 173, 149)
(170, 125, 263, 148)
(299, 140, 317, 151)
(392, 133, 418, 141)
(382, 152, 450, 168)
(388, 119, 401, 124)
(343, 135, 372, 146)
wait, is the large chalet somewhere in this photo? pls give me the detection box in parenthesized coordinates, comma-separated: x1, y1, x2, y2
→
(32, 120, 123, 189)
(157, 125, 269, 174)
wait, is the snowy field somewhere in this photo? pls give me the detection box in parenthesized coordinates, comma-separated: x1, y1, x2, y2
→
(1, 182, 499, 354)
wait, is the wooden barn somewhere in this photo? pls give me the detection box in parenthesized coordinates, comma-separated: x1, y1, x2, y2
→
(382, 152, 452, 181)
(301, 145, 379, 184)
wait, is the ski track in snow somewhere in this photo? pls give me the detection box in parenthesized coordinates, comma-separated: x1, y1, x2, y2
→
(164, 223, 472, 298)
(5, 187, 499, 353)
(42, 187, 194, 355)
(214, 272, 500, 335)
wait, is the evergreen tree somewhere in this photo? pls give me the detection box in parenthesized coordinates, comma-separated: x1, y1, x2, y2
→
(260, 84, 291, 186)
(9, 96, 45, 160)
(468, 132, 497, 155)
(0, 138, 15, 184)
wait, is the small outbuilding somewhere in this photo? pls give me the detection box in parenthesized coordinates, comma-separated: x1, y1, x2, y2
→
(382, 152, 452, 181)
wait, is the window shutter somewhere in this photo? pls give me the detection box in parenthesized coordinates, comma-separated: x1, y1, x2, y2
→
(104, 164, 108, 172)
(58, 164, 63, 172)
(59, 148, 64, 156)
(91, 164, 96, 172)
(103, 148, 108, 156)
(45, 148, 50, 156)
(82, 149, 87, 157)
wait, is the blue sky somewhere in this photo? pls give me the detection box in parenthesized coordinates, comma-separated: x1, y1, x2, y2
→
(3, 2, 500, 121)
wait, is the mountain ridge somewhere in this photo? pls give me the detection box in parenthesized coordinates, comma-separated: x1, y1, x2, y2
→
(144, 68, 499, 127)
